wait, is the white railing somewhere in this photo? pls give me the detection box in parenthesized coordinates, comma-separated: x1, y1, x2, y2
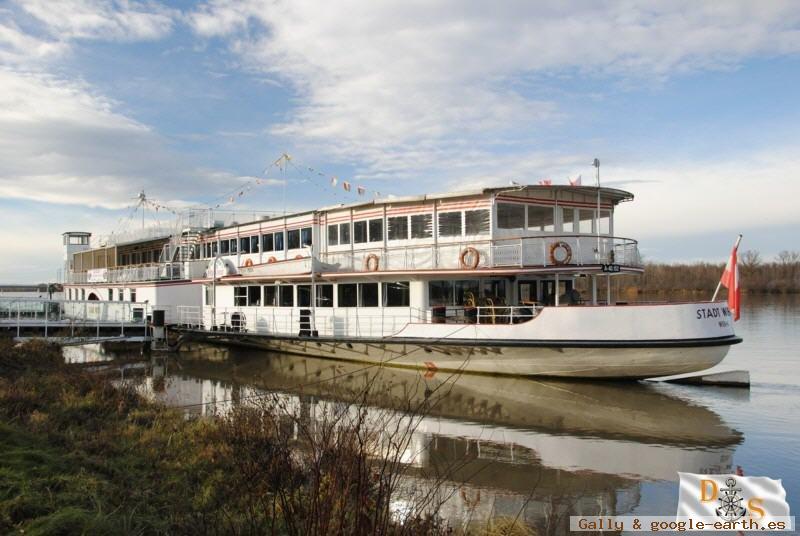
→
(318, 235, 640, 274)
(0, 298, 150, 327)
(177, 304, 540, 338)
(65, 261, 205, 284)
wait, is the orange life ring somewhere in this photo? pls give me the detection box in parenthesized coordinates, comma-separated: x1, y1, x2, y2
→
(459, 247, 480, 270)
(243, 258, 254, 267)
(549, 241, 572, 265)
(364, 254, 380, 272)
(295, 254, 303, 260)
(267, 256, 277, 264)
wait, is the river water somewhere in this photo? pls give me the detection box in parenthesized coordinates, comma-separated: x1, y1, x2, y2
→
(64, 296, 799, 533)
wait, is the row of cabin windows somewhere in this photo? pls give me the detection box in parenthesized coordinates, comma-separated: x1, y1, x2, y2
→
(232, 282, 410, 308)
(201, 227, 313, 258)
(429, 280, 507, 307)
(496, 203, 611, 234)
(328, 209, 491, 245)
(67, 288, 136, 302)
(119, 250, 158, 265)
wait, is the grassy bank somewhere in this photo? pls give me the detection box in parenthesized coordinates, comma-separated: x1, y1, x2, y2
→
(0, 339, 456, 535)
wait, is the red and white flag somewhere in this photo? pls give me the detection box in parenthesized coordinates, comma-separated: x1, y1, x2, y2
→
(719, 235, 742, 321)
(342, 181, 351, 192)
(538, 179, 552, 186)
(569, 174, 582, 186)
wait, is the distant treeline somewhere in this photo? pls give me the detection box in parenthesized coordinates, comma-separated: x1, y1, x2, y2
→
(617, 250, 800, 294)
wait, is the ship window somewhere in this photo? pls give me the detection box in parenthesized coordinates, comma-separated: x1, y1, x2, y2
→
(411, 214, 432, 239)
(368, 218, 383, 242)
(388, 216, 408, 240)
(81, 289, 85, 300)
(465, 209, 490, 235)
(274, 231, 285, 251)
(263, 285, 276, 306)
(107, 289, 112, 301)
(338, 223, 351, 245)
(316, 284, 333, 307)
(599, 210, 611, 235)
(482, 280, 506, 302)
(240, 237, 251, 254)
(338, 283, 358, 307)
(130, 289, 136, 302)
(353, 220, 367, 244)
(247, 285, 261, 306)
(234, 286, 247, 306)
(561, 208, 575, 233)
(578, 210, 593, 233)
(383, 282, 410, 307)
(438, 212, 462, 237)
(297, 285, 311, 307)
(328, 224, 338, 246)
(220, 240, 229, 254)
(230, 239, 237, 254)
(251, 236, 260, 253)
(527, 205, 554, 232)
(262, 233, 274, 252)
(301, 227, 313, 247)
(278, 285, 294, 307)
(497, 203, 524, 229)
(287, 229, 300, 249)
(118, 289, 124, 301)
(429, 280, 480, 306)
(360, 283, 379, 307)
(211, 242, 218, 256)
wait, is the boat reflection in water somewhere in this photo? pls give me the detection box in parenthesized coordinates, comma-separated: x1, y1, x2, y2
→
(140, 344, 741, 533)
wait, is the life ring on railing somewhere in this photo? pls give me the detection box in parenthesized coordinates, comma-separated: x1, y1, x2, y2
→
(243, 258, 254, 268)
(459, 247, 480, 270)
(460, 487, 481, 508)
(267, 256, 277, 264)
(295, 254, 304, 260)
(364, 254, 380, 272)
(549, 241, 572, 265)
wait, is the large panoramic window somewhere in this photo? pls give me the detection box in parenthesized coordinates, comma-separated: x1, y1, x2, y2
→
(316, 284, 334, 307)
(287, 229, 300, 249)
(368, 218, 383, 242)
(339, 223, 351, 245)
(527, 205, 554, 232)
(300, 227, 313, 247)
(234, 286, 247, 306)
(240, 237, 251, 254)
(263, 285, 277, 306)
(360, 283, 379, 307)
(561, 208, 575, 233)
(274, 231, 285, 251)
(428, 280, 480, 306)
(297, 285, 311, 307)
(278, 285, 294, 307)
(383, 282, 410, 307)
(497, 203, 525, 229)
(353, 220, 367, 244)
(338, 283, 358, 307)
(465, 209, 490, 235)
(250, 236, 260, 253)
(598, 210, 611, 235)
(410, 214, 432, 239)
(387, 216, 408, 240)
(247, 285, 261, 306)
(327, 224, 338, 246)
(220, 240, 230, 254)
(262, 233, 274, 252)
(438, 212, 462, 237)
(578, 210, 594, 234)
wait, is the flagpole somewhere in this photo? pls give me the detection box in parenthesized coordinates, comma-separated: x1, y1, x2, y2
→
(711, 234, 743, 301)
(593, 159, 600, 259)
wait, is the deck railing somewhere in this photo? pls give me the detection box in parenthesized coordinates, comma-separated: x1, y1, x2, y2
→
(65, 261, 207, 284)
(177, 304, 540, 338)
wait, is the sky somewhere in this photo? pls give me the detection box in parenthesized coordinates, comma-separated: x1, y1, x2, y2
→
(1, 0, 799, 283)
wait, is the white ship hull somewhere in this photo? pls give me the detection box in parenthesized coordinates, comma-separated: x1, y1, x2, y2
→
(182, 301, 740, 379)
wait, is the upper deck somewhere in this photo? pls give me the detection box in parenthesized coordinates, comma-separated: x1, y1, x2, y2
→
(64, 185, 641, 285)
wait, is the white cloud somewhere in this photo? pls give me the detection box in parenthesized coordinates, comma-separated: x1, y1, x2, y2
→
(14, 0, 177, 42)
(0, 20, 67, 65)
(188, 0, 800, 176)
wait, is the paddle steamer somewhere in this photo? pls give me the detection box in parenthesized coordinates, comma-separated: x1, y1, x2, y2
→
(61, 184, 741, 378)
